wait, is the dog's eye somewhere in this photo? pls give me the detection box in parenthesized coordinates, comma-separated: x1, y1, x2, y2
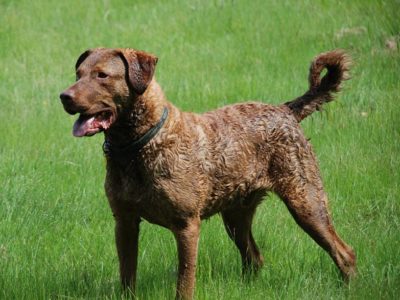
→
(98, 72, 109, 79)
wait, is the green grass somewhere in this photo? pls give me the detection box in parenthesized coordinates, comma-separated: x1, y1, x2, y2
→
(1, 0, 399, 299)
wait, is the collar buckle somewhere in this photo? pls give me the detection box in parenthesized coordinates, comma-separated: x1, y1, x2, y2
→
(102, 140, 111, 156)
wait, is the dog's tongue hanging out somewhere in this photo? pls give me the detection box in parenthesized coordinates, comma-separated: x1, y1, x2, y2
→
(73, 115, 97, 137)
(72, 114, 112, 137)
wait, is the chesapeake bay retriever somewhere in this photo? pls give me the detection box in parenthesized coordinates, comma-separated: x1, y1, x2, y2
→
(60, 48, 356, 299)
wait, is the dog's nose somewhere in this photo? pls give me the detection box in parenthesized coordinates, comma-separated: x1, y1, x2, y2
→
(60, 91, 74, 104)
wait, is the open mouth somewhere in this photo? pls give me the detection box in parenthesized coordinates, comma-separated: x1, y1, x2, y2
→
(73, 110, 114, 137)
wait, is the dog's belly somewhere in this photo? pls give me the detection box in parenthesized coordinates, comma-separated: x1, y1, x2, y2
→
(198, 171, 271, 218)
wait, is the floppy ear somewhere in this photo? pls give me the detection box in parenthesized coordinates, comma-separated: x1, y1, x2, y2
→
(75, 49, 92, 70)
(118, 49, 158, 95)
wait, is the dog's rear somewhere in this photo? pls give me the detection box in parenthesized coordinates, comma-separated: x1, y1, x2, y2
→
(285, 50, 351, 121)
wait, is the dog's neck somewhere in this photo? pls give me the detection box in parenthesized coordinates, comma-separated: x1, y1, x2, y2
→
(104, 80, 168, 148)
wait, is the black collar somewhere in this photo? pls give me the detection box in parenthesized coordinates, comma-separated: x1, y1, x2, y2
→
(102, 107, 169, 161)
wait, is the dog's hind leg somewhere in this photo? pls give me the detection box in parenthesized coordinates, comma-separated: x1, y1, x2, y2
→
(221, 193, 265, 274)
(271, 147, 356, 280)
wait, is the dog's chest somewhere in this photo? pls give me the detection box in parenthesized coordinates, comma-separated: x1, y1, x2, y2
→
(104, 163, 190, 228)
(105, 167, 146, 206)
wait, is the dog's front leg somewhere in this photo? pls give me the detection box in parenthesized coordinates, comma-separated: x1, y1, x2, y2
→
(173, 218, 201, 300)
(115, 215, 141, 293)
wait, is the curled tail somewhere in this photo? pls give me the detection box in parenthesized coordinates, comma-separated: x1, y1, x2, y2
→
(285, 50, 351, 122)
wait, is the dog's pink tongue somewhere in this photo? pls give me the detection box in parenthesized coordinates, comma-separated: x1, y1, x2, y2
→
(73, 115, 95, 137)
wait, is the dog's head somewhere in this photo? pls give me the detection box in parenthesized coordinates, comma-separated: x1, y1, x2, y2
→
(60, 48, 158, 137)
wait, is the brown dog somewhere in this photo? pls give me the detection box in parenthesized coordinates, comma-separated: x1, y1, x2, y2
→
(60, 48, 356, 299)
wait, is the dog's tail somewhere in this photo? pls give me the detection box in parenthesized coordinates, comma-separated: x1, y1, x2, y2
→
(284, 50, 351, 122)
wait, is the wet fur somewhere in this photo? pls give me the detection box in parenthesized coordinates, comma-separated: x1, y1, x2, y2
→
(60, 48, 356, 299)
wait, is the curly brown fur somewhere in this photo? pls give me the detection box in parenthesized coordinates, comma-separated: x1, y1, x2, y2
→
(60, 48, 356, 300)
(285, 50, 351, 121)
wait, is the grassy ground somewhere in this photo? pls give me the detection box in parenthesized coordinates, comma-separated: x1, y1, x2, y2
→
(0, 0, 399, 299)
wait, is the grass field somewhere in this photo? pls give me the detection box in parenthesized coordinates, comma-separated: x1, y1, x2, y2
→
(1, 0, 399, 299)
